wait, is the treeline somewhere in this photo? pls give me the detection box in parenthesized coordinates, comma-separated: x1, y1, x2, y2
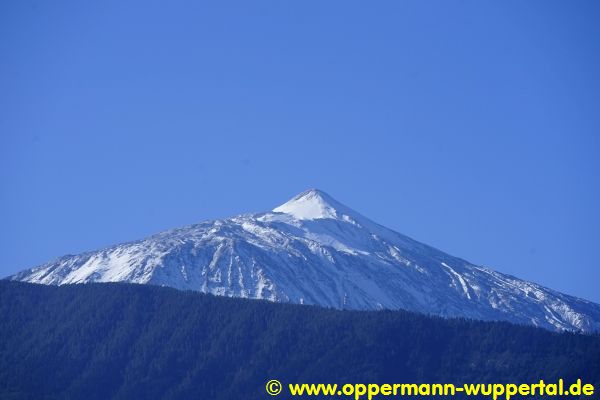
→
(0, 281, 598, 399)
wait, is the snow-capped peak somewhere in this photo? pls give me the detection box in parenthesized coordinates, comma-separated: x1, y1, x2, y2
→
(273, 189, 353, 220)
(9, 189, 600, 333)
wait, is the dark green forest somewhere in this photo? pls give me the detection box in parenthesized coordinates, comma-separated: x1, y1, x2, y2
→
(0, 281, 598, 400)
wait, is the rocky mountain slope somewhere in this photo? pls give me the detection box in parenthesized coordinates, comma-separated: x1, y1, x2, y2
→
(10, 189, 600, 332)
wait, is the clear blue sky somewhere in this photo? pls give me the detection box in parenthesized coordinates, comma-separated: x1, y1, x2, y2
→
(1, 1, 599, 302)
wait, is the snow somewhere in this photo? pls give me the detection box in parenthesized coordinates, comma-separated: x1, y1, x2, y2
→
(273, 189, 341, 220)
(9, 188, 600, 333)
(441, 262, 471, 300)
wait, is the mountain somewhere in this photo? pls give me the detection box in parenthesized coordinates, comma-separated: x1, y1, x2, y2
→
(2, 281, 600, 400)
(9, 189, 600, 332)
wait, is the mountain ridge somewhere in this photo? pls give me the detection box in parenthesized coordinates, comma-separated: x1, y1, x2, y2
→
(3, 280, 600, 400)
(9, 189, 600, 332)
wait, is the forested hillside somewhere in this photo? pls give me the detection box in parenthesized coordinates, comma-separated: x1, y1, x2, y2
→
(0, 281, 598, 400)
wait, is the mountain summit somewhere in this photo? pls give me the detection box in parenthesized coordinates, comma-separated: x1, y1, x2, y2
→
(273, 189, 356, 220)
(9, 189, 600, 332)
